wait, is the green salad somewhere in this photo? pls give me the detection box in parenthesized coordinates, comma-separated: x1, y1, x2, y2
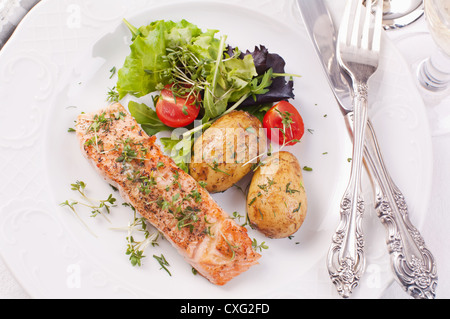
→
(113, 18, 298, 171)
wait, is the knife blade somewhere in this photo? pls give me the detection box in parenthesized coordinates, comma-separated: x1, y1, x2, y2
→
(295, 0, 353, 116)
(296, 0, 437, 299)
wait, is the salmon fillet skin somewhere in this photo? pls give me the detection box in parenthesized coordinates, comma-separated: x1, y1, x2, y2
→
(75, 103, 261, 285)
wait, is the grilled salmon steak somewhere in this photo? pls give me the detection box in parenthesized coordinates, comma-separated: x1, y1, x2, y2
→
(75, 103, 261, 285)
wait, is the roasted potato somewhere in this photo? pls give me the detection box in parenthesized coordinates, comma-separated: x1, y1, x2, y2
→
(247, 151, 307, 239)
(189, 111, 266, 193)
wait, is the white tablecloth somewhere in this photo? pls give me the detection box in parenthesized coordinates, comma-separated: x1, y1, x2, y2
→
(0, 0, 449, 299)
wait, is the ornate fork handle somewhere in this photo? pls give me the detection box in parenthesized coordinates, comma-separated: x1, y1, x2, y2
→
(360, 116, 438, 299)
(327, 83, 369, 298)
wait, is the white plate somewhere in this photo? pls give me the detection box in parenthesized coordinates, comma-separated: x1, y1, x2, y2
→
(0, 0, 432, 299)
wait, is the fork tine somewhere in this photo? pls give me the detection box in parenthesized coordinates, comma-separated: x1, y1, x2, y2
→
(339, 0, 353, 47)
(372, 0, 383, 51)
(350, 0, 363, 47)
(361, 0, 373, 50)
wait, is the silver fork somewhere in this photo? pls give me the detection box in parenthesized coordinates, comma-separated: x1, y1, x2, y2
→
(327, 0, 383, 298)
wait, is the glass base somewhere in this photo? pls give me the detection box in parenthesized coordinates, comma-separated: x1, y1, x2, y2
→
(418, 56, 450, 92)
(395, 32, 450, 136)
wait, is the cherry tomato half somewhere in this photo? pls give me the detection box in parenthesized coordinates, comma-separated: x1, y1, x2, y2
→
(156, 84, 201, 128)
(262, 101, 305, 146)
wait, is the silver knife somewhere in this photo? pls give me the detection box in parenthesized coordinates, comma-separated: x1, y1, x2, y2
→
(296, 0, 438, 299)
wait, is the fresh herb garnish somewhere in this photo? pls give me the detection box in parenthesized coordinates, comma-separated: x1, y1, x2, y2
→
(220, 232, 239, 261)
(109, 66, 117, 79)
(115, 138, 148, 163)
(257, 177, 276, 192)
(60, 181, 118, 236)
(112, 204, 160, 267)
(107, 86, 119, 102)
(286, 182, 300, 194)
(153, 254, 171, 276)
(176, 206, 200, 232)
(62, 181, 117, 220)
(231, 211, 245, 222)
(251, 238, 269, 252)
(207, 161, 231, 176)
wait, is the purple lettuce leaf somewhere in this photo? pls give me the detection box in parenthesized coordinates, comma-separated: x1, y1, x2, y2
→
(227, 45, 295, 107)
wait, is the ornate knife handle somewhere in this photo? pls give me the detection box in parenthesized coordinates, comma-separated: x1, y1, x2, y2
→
(327, 84, 368, 298)
(346, 113, 438, 299)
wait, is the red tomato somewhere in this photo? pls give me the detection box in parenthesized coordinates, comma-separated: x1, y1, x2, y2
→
(263, 101, 305, 146)
(156, 84, 201, 128)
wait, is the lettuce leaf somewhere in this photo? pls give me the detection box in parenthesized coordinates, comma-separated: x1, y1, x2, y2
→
(160, 136, 192, 173)
(117, 20, 169, 99)
(117, 19, 213, 100)
(128, 101, 171, 136)
(202, 38, 261, 121)
(227, 45, 295, 106)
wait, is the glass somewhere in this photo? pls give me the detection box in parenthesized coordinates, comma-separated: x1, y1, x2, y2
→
(417, 0, 450, 92)
(391, 0, 450, 136)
